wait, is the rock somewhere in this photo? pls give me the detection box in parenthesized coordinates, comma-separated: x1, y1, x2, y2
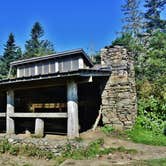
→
(101, 46, 137, 130)
(24, 130, 31, 137)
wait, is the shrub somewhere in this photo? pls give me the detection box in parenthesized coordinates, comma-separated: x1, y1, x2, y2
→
(163, 123, 166, 136)
(126, 126, 166, 146)
(136, 97, 165, 135)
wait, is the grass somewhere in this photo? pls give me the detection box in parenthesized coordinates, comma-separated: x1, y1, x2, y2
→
(126, 127, 166, 146)
(0, 138, 137, 166)
(0, 139, 54, 159)
(101, 125, 115, 135)
(133, 158, 166, 166)
(100, 124, 166, 146)
(53, 138, 137, 165)
(146, 158, 166, 166)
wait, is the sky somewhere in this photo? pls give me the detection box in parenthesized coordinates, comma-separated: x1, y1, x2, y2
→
(0, 0, 125, 55)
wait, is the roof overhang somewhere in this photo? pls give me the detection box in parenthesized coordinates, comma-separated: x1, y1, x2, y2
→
(0, 69, 111, 91)
(10, 49, 94, 67)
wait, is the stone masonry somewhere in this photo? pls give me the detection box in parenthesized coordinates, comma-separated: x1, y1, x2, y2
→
(100, 45, 137, 130)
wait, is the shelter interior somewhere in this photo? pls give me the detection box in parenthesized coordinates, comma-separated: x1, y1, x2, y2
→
(0, 81, 102, 135)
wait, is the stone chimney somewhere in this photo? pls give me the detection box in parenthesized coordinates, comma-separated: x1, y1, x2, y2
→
(100, 45, 137, 130)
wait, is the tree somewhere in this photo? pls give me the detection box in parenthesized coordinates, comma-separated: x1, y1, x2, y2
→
(144, 0, 166, 32)
(121, 0, 142, 37)
(0, 33, 22, 79)
(24, 22, 55, 58)
(111, 0, 166, 135)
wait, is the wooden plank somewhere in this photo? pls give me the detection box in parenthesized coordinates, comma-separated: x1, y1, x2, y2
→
(0, 113, 6, 117)
(9, 112, 67, 118)
(30, 103, 67, 112)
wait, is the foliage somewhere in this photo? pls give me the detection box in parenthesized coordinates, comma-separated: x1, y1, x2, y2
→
(121, 0, 142, 37)
(164, 123, 166, 135)
(126, 126, 166, 146)
(144, 0, 166, 32)
(91, 52, 101, 65)
(113, 1, 166, 140)
(0, 33, 22, 79)
(24, 22, 55, 58)
(101, 125, 115, 135)
(0, 22, 55, 79)
(135, 31, 166, 137)
(112, 33, 138, 51)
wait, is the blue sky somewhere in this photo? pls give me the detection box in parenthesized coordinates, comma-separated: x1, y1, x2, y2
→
(0, 0, 125, 54)
(1, 0, 165, 55)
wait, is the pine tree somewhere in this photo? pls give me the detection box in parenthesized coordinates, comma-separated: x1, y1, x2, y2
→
(144, 0, 166, 32)
(121, 0, 142, 37)
(0, 33, 22, 78)
(24, 22, 55, 58)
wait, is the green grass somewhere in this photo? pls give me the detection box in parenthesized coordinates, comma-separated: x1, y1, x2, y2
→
(0, 138, 137, 166)
(0, 139, 54, 159)
(134, 158, 166, 166)
(126, 127, 166, 146)
(146, 158, 166, 166)
(101, 125, 115, 135)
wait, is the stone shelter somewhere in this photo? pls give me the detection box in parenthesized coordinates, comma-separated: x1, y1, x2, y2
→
(0, 46, 137, 138)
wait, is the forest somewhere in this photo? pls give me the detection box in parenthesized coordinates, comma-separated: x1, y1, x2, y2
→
(0, 0, 166, 145)
(111, 0, 166, 144)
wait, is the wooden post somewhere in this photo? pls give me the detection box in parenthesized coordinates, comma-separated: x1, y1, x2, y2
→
(6, 90, 15, 134)
(67, 80, 79, 139)
(35, 118, 44, 137)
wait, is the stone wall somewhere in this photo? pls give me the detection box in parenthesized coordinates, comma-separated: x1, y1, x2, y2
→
(100, 45, 137, 130)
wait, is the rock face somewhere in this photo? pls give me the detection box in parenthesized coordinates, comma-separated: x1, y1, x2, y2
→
(100, 45, 137, 130)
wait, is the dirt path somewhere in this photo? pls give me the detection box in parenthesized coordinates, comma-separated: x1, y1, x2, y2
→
(0, 130, 165, 166)
(60, 130, 166, 166)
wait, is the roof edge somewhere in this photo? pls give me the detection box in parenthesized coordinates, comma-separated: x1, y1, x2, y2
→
(10, 49, 94, 67)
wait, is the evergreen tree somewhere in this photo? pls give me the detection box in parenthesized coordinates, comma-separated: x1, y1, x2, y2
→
(111, 0, 166, 136)
(0, 33, 22, 79)
(144, 0, 166, 32)
(121, 0, 142, 37)
(24, 22, 55, 58)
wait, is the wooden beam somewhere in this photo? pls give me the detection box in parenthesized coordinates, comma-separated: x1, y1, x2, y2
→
(9, 112, 67, 118)
(0, 113, 6, 117)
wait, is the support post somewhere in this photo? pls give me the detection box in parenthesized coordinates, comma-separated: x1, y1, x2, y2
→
(6, 90, 15, 134)
(67, 80, 79, 139)
(35, 118, 44, 137)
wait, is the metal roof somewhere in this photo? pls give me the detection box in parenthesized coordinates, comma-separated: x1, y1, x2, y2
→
(10, 49, 93, 67)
